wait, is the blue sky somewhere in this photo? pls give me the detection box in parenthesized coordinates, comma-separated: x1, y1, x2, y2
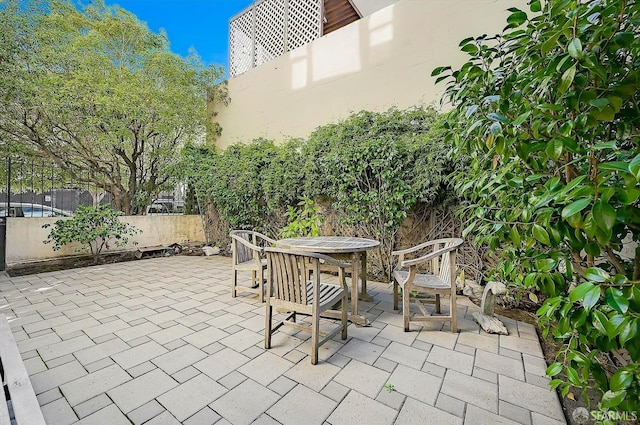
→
(104, 0, 254, 70)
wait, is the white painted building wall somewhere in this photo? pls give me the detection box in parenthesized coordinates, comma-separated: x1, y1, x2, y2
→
(214, 0, 525, 148)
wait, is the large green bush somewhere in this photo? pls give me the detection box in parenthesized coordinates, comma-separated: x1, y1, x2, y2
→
(43, 204, 141, 263)
(436, 0, 639, 411)
(181, 108, 455, 274)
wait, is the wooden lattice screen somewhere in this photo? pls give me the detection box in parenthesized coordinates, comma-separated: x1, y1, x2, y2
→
(229, 0, 323, 77)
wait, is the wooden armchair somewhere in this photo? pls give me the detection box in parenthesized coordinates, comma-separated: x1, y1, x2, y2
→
(264, 247, 349, 365)
(230, 230, 276, 302)
(392, 238, 463, 332)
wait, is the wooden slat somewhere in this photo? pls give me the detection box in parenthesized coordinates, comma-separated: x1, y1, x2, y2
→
(0, 316, 46, 425)
(0, 378, 11, 425)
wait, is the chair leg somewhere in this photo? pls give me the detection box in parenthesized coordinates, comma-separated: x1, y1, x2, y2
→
(402, 286, 410, 332)
(435, 294, 441, 314)
(393, 280, 399, 310)
(341, 293, 348, 340)
(258, 271, 264, 303)
(450, 294, 458, 333)
(311, 311, 320, 365)
(264, 302, 273, 349)
(231, 270, 238, 298)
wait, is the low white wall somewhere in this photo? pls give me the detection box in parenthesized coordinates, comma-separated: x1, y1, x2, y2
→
(6, 215, 205, 264)
(214, 0, 526, 148)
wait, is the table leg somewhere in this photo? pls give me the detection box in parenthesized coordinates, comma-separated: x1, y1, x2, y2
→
(350, 252, 360, 317)
(358, 251, 373, 302)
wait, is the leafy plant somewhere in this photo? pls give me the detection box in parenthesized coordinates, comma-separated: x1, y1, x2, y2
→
(384, 383, 395, 393)
(43, 204, 141, 263)
(281, 198, 324, 238)
(435, 0, 639, 410)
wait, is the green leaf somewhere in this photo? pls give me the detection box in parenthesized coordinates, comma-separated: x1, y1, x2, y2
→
(610, 370, 633, 391)
(620, 319, 638, 345)
(629, 154, 640, 180)
(592, 105, 615, 121)
(605, 288, 629, 314)
(567, 38, 582, 59)
(614, 32, 634, 47)
(592, 310, 608, 336)
(507, 10, 527, 26)
(546, 362, 563, 377)
(600, 390, 626, 408)
(607, 96, 622, 113)
(541, 31, 561, 54)
(510, 226, 521, 247)
(591, 200, 616, 231)
(488, 113, 508, 123)
(583, 285, 601, 310)
(589, 98, 609, 110)
(569, 282, 596, 302)
(558, 65, 575, 94)
(561, 198, 591, 219)
(513, 111, 531, 126)
(532, 224, 550, 245)
(584, 267, 610, 283)
(530, 0, 541, 12)
(545, 139, 563, 161)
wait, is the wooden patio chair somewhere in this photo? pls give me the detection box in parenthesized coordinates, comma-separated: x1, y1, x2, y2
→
(392, 238, 463, 332)
(264, 247, 349, 364)
(230, 230, 276, 302)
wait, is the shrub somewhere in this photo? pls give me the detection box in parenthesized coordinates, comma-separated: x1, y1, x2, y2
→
(435, 0, 639, 410)
(43, 204, 141, 263)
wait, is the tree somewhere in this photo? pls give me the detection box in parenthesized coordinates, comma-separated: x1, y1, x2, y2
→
(0, 0, 227, 214)
(435, 0, 639, 410)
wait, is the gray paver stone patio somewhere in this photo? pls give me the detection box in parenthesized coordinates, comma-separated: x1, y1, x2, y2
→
(328, 391, 397, 425)
(396, 397, 462, 425)
(268, 384, 336, 425)
(157, 374, 226, 421)
(210, 379, 280, 425)
(0, 255, 567, 425)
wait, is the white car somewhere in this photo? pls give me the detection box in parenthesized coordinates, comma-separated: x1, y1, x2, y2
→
(0, 203, 72, 218)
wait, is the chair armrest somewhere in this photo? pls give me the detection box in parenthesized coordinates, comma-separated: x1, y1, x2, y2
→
(230, 234, 262, 252)
(392, 238, 460, 256)
(254, 232, 277, 246)
(400, 241, 462, 268)
(314, 253, 351, 270)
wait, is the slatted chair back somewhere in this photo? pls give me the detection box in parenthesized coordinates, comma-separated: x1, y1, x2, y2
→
(266, 250, 319, 306)
(232, 230, 257, 264)
(438, 239, 458, 285)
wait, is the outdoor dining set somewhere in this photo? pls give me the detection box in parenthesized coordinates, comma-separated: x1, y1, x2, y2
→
(229, 231, 463, 365)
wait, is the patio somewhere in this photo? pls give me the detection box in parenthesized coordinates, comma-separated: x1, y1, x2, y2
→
(1, 255, 566, 425)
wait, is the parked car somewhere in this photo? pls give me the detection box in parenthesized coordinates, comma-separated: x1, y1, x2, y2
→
(145, 198, 184, 215)
(0, 202, 73, 218)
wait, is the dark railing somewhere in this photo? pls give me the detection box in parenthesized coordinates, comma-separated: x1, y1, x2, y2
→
(1, 156, 115, 217)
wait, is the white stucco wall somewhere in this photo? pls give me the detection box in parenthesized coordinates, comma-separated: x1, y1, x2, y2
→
(6, 215, 205, 264)
(214, 0, 525, 148)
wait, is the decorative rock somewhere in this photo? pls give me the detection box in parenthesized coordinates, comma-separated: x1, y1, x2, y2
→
(473, 281, 509, 335)
(202, 246, 220, 256)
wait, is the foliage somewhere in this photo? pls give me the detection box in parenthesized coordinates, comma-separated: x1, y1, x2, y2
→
(181, 108, 455, 273)
(0, 0, 227, 214)
(281, 198, 324, 238)
(43, 204, 141, 262)
(435, 0, 639, 410)
(303, 109, 455, 276)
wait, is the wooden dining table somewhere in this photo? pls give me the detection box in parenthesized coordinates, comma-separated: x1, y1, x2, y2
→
(276, 236, 380, 325)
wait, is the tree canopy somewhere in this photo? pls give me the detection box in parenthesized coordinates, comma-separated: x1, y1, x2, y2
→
(0, 0, 227, 213)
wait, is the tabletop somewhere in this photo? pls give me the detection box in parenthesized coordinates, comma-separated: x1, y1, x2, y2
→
(277, 236, 380, 253)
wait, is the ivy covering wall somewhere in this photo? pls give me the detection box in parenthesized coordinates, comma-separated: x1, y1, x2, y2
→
(180, 107, 459, 277)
